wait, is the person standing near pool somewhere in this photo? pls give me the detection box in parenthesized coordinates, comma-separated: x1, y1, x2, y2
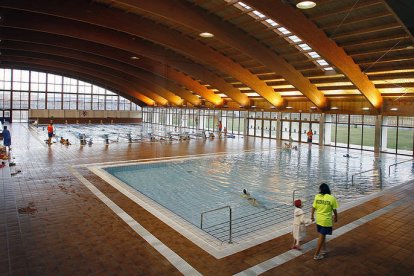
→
(2, 126, 11, 152)
(47, 122, 54, 145)
(307, 129, 313, 143)
(311, 183, 338, 260)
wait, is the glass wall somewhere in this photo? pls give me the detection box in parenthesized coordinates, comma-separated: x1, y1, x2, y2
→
(382, 116, 414, 155)
(143, 108, 413, 156)
(0, 68, 140, 122)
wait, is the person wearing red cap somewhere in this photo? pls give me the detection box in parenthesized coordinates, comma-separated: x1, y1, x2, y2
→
(291, 199, 312, 250)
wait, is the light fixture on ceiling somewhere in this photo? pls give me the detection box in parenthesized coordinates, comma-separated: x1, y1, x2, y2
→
(199, 32, 214, 38)
(130, 56, 139, 60)
(310, 106, 317, 110)
(286, 106, 293, 109)
(390, 107, 399, 111)
(331, 106, 339, 110)
(362, 107, 370, 111)
(296, 1, 316, 9)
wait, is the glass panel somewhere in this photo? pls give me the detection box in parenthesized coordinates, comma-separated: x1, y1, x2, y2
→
(291, 113, 300, 120)
(301, 113, 310, 121)
(291, 121, 299, 141)
(397, 127, 413, 155)
(263, 120, 270, 138)
(301, 122, 310, 143)
(336, 124, 349, 147)
(248, 118, 255, 136)
(362, 125, 375, 150)
(383, 126, 397, 153)
(349, 123, 362, 149)
(282, 121, 290, 140)
(270, 120, 277, 139)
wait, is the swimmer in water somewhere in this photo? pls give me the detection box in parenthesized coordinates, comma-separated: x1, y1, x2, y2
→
(242, 189, 258, 206)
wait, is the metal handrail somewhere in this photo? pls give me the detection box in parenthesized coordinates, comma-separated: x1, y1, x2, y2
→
(351, 168, 382, 187)
(388, 159, 413, 175)
(200, 205, 232, 243)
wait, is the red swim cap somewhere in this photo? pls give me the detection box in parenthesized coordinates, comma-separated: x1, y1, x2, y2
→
(294, 199, 302, 207)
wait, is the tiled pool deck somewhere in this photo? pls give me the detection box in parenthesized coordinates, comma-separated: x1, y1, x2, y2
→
(1, 123, 413, 275)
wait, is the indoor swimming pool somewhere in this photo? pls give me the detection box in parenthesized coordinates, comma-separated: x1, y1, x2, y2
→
(98, 146, 413, 245)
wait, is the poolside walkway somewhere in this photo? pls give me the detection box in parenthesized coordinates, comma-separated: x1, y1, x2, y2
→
(1, 123, 413, 275)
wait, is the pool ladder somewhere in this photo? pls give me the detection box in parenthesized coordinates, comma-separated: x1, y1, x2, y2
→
(201, 206, 232, 244)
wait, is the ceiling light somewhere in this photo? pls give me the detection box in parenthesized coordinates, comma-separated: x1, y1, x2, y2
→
(310, 106, 317, 109)
(362, 107, 370, 111)
(286, 106, 293, 109)
(331, 107, 338, 110)
(130, 56, 139, 60)
(390, 107, 398, 111)
(296, 1, 316, 9)
(199, 32, 214, 38)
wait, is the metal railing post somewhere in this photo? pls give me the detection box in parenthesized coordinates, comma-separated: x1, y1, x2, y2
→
(229, 208, 232, 244)
(200, 205, 232, 243)
(388, 159, 413, 175)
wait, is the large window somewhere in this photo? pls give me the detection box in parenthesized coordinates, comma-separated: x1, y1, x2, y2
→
(0, 68, 140, 120)
(382, 116, 414, 155)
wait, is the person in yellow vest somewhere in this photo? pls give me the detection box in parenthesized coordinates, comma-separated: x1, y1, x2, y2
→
(311, 183, 338, 260)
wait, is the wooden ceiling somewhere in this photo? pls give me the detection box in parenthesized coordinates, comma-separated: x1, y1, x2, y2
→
(0, 0, 413, 114)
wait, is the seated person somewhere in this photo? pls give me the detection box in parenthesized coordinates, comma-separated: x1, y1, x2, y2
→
(0, 161, 5, 168)
(60, 137, 65, 144)
(64, 139, 71, 146)
(209, 132, 215, 139)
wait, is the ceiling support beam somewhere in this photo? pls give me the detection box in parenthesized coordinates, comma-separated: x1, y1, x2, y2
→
(116, 0, 328, 108)
(244, 0, 383, 109)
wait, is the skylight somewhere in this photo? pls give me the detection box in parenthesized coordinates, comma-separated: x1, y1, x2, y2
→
(316, 59, 329, 66)
(288, 35, 302, 43)
(231, 1, 335, 72)
(308, 51, 320, 59)
(238, 2, 251, 10)
(277, 27, 291, 35)
(265, 19, 278, 27)
(252, 10, 266, 18)
(298, 43, 311, 51)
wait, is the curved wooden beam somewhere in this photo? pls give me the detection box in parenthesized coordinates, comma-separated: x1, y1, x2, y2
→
(1, 40, 195, 106)
(243, 0, 383, 109)
(0, 2, 256, 106)
(0, 21, 226, 107)
(116, 0, 328, 108)
(0, 58, 152, 106)
(0, 29, 203, 107)
(4, 50, 171, 106)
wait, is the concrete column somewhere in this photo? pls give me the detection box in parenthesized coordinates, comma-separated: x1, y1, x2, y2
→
(276, 112, 282, 140)
(377, 115, 384, 153)
(319, 113, 325, 145)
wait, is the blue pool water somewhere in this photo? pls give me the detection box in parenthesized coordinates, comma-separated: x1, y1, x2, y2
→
(104, 146, 413, 241)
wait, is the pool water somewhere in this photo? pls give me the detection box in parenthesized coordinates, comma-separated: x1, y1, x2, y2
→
(104, 147, 413, 242)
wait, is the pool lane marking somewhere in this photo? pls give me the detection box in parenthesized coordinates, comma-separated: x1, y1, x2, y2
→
(234, 198, 409, 276)
(69, 166, 202, 276)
